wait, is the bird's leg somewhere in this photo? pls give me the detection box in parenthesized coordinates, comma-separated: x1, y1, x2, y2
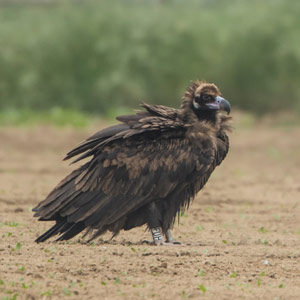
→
(165, 229, 181, 244)
(142, 203, 181, 246)
(165, 229, 174, 243)
(150, 227, 163, 245)
(142, 202, 164, 245)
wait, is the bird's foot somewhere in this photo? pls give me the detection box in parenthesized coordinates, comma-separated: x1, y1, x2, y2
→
(165, 240, 181, 245)
(146, 227, 182, 246)
(155, 240, 180, 246)
(142, 240, 154, 245)
(165, 229, 181, 244)
(142, 240, 180, 246)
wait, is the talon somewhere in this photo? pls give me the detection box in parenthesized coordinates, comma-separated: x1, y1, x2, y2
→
(142, 240, 152, 245)
(141, 240, 167, 246)
(165, 240, 181, 245)
(158, 241, 181, 246)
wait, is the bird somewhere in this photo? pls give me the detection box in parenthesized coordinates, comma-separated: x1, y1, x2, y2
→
(33, 80, 231, 245)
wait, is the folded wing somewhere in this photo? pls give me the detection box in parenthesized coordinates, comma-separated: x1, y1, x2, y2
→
(33, 110, 216, 242)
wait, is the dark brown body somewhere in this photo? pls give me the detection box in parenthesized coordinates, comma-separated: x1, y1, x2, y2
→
(33, 81, 231, 243)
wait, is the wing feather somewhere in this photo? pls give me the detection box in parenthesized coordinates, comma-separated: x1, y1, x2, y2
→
(64, 124, 130, 161)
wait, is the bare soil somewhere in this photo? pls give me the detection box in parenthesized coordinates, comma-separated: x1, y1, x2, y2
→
(1, 120, 300, 300)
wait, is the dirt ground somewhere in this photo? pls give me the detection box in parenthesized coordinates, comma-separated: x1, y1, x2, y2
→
(1, 117, 300, 300)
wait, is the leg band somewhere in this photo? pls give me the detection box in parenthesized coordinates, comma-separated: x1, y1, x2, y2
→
(151, 227, 163, 242)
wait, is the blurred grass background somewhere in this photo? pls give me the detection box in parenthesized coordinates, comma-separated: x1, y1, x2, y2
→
(0, 0, 299, 125)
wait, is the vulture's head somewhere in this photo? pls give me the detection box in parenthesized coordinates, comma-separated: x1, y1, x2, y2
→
(181, 80, 231, 122)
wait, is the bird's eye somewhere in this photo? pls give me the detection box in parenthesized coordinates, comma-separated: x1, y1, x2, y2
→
(202, 94, 213, 102)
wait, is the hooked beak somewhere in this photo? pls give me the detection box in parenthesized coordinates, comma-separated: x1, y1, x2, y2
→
(205, 96, 231, 114)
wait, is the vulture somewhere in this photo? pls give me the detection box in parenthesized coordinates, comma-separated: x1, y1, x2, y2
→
(33, 80, 231, 245)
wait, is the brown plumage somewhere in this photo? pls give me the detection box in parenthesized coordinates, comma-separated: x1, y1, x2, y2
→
(33, 80, 231, 244)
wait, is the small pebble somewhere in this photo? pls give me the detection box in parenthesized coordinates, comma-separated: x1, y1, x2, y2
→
(161, 262, 168, 269)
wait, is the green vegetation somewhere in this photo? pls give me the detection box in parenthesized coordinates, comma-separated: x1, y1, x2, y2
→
(15, 243, 22, 251)
(0, 0, 299, 118)
(258, 227, 267, 234)
(63, 288, 72, 296)
(0, 108, 90, 127)
(198, 284, 207, 294)
(3, 222, 19, 227)
(1, 295, 18, 300)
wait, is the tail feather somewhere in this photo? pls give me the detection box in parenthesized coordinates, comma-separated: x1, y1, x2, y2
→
(35, 221, 66, 243)
(55, 222, 86, 241)
(35, 219, 86, 243)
